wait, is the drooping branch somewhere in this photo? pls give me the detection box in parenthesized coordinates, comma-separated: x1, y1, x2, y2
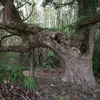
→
(16, 0, 29, 9)
(77, 14, 100, 29)
(22, 3, 35, 21)
(42, 0, 75, 8)
(0, 23, 19, 35)
(0, 34, 18, 46)
(52, 0, 75, 9)
(16, 0, 35, 22)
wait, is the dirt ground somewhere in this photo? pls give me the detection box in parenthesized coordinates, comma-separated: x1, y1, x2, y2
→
(23, 68, 100, 100)
(23, 68, 61, 79)
(0, 68, 100, 100)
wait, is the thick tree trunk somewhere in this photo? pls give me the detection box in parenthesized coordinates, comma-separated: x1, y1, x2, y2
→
(58, 25, 96, 87)
(60, 55, 96, 87)
(58, 0, 96, 88)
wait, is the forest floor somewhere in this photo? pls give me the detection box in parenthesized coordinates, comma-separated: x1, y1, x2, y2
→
(0, 68, 100, 100)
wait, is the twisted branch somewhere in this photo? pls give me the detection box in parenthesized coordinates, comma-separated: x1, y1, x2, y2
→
(22, 2, 35, 21)
(16, 0, 29, 9)
(0, 34, 18, 43)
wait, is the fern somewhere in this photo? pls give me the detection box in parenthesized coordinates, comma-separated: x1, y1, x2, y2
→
(22, 76, 38, 92)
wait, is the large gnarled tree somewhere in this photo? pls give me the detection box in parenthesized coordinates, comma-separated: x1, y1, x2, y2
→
(0, 0, 99, 88)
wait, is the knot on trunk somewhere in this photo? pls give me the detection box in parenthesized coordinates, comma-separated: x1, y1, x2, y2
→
(71, 47, 81, 58)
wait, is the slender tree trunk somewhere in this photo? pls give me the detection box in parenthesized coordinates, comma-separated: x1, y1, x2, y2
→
(29, 48, 34, 76)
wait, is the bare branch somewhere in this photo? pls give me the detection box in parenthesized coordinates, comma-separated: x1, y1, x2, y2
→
(16, 0, 29, 9)
(0, 24, 18, 35)
(0, 93, 5, 100)
(54, 0, 75, 6)
(77, 14, 100, 28)
(0, 34, 18, 44)
(14, 92, 28, 100)
(21, 87, 31, 100)
(52, 0, 75, 9)
(22, 3, 35, 21)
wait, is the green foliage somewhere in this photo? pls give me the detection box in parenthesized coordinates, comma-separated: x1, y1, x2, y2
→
(93, 33, 100, 75)
(50, 94, 58, 99)
(0, 63, 37, 92)
(65, 23, 76, 37)
(42, 50, 59, 68)
(49, 22, 75, 36)
(9, 66, 25, 85)
(48, 27, 60, 32)
(67, 24, 75, 32)
(51, 94, 65, 100)
(58, 96, 65, 100)
(93, 57, 100, 75)
(79, 15, 98, 26)
(0, 65, 25, 87)
(0, 65, 10, 82)
(47, 50, 54, 57)
(22, 76, 38, 92)
(12, 94, 17, 100)
(97, 23, 100, 30)
(83, 1, 95, 9)
(45, 77, 54, 82)
(0, 52, 29, 67)
(35, 49, 59, 69)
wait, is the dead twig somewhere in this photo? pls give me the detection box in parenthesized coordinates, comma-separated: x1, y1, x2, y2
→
(14, 92, 28, 100)
(21, 87, 31, 100)
(0, 93, 5, 100)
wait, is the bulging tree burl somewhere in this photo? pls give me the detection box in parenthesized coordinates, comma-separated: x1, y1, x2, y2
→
(0, 0, 100, 88)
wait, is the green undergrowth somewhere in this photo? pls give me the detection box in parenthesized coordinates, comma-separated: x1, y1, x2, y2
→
(93, 33, 100, 76)
(0, 63, 38, 92)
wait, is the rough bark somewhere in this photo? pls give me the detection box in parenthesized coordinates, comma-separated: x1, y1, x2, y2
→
(0, 0, 99, 88)
(60, 25, 96, 87)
